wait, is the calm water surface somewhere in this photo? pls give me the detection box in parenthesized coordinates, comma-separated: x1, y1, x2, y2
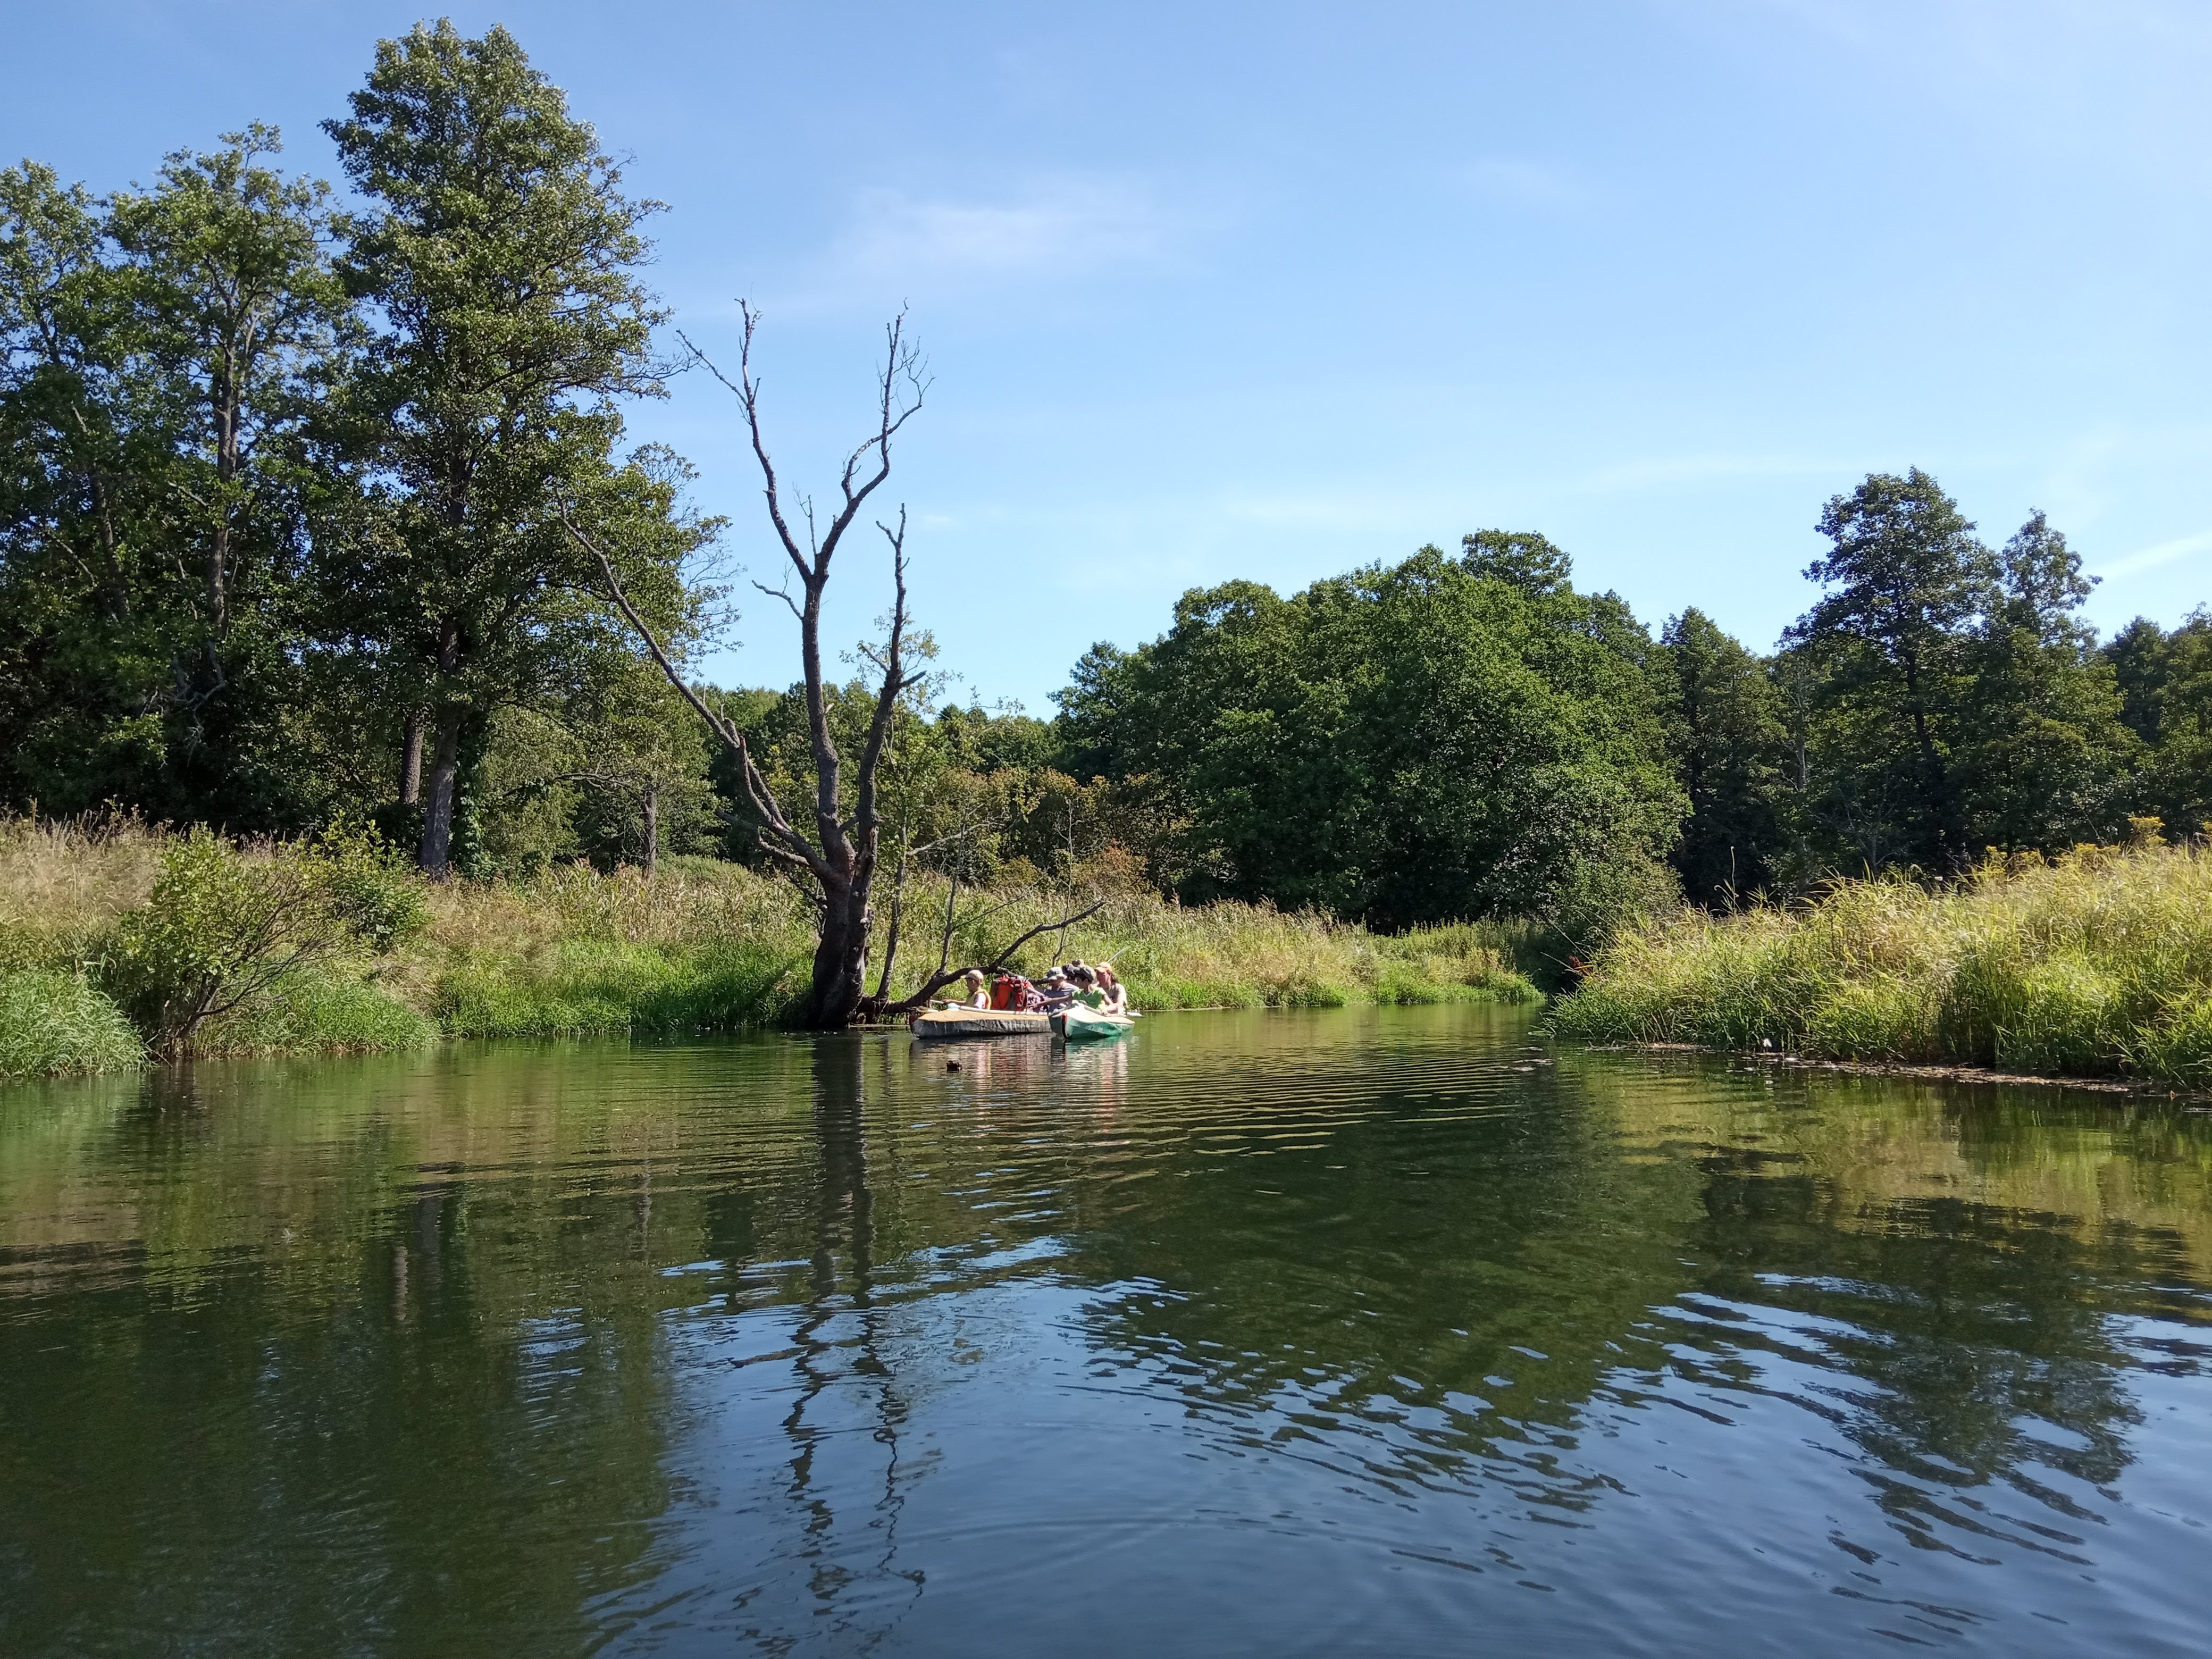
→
(3, 1005, 2209, 1656)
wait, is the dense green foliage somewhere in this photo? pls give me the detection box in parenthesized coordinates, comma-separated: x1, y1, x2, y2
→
(1057, 536, 1682, 940)
(0, 969, 143, 1079)
(0, 24, 706, 881)
(105, 825, 426, 1055)
(1645, 473, 2162, 905)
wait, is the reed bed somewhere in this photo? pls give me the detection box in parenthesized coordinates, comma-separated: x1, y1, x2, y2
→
(0, 819, 1535, 1076)
(1551, 842, 2212, 1084)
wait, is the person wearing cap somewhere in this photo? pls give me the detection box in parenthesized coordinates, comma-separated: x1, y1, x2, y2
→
(1038, 968, 1077, 1010)
(958, 968, 988, 1009)
(1067, 965, 1108, 1008)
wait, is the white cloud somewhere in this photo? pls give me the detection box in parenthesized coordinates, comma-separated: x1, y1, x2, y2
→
(2094, 527, 2212, 581)
(828, 176, 1177, 285)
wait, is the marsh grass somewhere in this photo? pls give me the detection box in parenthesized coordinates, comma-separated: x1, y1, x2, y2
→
(0, 820, 1536, 1072)
(1551, 841, 2212, 1083)
(0, 969, 144, 1078)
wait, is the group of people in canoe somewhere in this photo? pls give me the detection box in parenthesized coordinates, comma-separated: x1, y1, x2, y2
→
(950, 959, 1129, 1015)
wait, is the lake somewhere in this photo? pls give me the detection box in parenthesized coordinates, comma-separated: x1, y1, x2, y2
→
(2, 1004, 2208, 1656)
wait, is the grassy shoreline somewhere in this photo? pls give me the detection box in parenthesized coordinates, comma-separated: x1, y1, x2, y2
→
(0, 817, 1537, 1080)
(1551, 841, 2212, 1087)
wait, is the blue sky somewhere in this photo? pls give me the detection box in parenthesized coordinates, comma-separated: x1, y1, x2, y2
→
(6, 1, 2210, 710)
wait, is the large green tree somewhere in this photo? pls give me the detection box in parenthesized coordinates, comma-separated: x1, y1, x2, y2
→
(1058, 535, 1683, 930)
(2104, 610, 2212, 837)
(324, 21, 673, 874)
(0, 133, 350, 825)
(1656, 608, 1790, 904)
(1783, 470, 1994, 873)
(1953, 512, 2133, 851)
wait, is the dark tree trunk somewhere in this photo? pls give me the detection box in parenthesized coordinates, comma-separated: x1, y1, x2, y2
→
(399, 710, 425, 806)
(642, 779, 659, 876)
(418, 619, 464, 875)
(418, 710, 462, 876)
(807, 877, 872, 1029)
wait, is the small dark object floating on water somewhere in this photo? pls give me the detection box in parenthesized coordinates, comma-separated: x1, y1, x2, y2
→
(947, 1061, 961, 1071)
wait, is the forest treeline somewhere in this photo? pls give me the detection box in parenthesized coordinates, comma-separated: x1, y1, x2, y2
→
(6, 22, 2207, 953)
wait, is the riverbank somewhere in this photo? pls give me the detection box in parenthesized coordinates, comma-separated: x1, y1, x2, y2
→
(1550, 840, 2212, 1086)
(0, 816, 1536, 1078)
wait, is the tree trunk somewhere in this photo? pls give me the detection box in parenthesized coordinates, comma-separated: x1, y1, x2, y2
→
(207, 525, 230, 635)
(419, 618, 464, 875)
(642, 780, 659, 877)
(418, 710, 463, 876)
(872, 840, 909, 1004)
(807, 876, 872, 1029)
(399, 710, 425, 805)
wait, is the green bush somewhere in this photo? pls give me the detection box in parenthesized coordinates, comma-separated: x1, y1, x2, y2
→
(106, 825, 425, 1057)
(194, 971, 437, 1056)
(0, 970, 144, 1078)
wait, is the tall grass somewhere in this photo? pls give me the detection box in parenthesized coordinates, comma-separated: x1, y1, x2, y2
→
(1551, 841, 2212, 1084)
(1027, 899, 1535, 1010)
(0, 819, 1537, 1074)
(0, 969, 144, 1079)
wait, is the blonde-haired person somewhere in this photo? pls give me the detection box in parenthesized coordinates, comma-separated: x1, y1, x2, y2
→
(1093, 961, 1129, 1013)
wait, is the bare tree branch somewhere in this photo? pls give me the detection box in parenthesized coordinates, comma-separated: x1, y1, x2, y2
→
(874, 898, 1107, 1018)
(555, 501, 832, 884)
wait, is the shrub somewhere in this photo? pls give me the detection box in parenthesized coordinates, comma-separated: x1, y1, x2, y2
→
(434, 938, 808, 1038)
(106, 825, 426, 1057)
(194, 973, 437, 1057)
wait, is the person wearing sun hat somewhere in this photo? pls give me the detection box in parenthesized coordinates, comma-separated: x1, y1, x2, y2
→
(1093, 960, 1128, 1012)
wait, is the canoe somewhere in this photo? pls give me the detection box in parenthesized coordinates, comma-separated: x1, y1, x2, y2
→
(1052, 1004, 1137, 1041)
(910, 1008, 1052, 1041)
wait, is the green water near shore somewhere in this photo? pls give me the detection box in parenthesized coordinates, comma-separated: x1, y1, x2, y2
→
(2, 1006, 2208, 1656)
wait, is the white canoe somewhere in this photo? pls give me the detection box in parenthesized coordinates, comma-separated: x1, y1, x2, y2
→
(909, 1008, 1053, 1040)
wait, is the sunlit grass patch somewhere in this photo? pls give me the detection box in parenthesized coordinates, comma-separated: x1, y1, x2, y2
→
(433, 938, 809, 1038)
(1552, 842, 2212, 1082)
(0, 815, 1540, 1071)
(0, 970, 144, 1078)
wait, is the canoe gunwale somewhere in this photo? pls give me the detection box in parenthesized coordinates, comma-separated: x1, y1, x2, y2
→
(909, 1010, 1053, 1040)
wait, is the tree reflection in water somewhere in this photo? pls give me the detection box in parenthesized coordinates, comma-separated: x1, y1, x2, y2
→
(758, 1036, 926, 1646)
(2, 1010, 2208, 1656)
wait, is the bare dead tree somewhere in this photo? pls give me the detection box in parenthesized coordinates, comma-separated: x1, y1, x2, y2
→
(565, 305, 1090, 1027)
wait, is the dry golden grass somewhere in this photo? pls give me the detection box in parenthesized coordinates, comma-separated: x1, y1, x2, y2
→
(0, 812, 167, 968)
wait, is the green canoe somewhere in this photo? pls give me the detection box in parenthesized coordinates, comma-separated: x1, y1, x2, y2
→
(1052, 1003, 1137, 1041)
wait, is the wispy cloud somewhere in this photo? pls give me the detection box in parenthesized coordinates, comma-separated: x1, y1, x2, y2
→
(2094, 527, 2212, 580)
(827, 175, 1177, 286)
